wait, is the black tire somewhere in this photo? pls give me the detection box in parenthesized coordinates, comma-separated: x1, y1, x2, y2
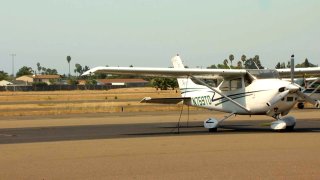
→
(285, 125, 295, 131)
(208, 128, 217, 132)
(297, 103, 304, 109)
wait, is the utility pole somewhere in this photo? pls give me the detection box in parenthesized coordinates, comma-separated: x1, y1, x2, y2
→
(9, 53, 16, 77)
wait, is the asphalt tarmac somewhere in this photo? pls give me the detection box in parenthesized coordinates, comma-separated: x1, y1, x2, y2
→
(1, 110, 320, 179)
(1, 115, 320, 144)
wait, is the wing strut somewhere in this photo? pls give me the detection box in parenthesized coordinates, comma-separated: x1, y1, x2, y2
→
(302, 77, 320, 94)
(190, 75, 251, 113)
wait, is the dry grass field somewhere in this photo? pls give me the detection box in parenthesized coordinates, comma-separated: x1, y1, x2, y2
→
(0, 87, 201, 116)
(0, 87, 313, 116)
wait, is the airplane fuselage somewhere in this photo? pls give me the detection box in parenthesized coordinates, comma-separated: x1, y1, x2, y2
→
(186, 79, 298, 117)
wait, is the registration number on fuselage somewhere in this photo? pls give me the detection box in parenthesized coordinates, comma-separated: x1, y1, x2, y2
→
(192, 95, 212, 106)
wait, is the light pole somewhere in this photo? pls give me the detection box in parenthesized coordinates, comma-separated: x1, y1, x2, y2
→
(9, 53, 16, 77)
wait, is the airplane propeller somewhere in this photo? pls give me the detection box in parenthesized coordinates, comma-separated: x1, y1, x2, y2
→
(267, 55, 320, 108)
(296, 91, 320, 108)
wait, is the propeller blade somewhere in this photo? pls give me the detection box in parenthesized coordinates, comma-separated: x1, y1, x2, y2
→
(296, 91, 320, 108)
(267, 90, 290, 107)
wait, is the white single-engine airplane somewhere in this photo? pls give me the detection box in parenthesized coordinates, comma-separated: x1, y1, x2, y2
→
(83, 55, 320, 132)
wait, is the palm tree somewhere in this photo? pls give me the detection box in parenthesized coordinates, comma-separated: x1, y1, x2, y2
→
(36, 62, 41, 74)
(223, 59, 228, 65)
(41, 67, 47, 74)
(223, 59, 230, 69)
(66, 56, 71, 77)
(229, 54, 234, 66)
(241, 55, 246, 63)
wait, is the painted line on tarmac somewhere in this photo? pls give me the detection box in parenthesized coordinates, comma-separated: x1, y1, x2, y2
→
(0, 133, 15, 137)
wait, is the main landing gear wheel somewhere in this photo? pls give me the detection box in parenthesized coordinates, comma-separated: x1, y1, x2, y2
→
(204, 118, 219, 133)
(285, 125, 295, 131)
(208, 128, 217, 132)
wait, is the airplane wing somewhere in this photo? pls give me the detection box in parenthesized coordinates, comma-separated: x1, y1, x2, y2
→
(140, 97, 191, 104)
(276, 67, 320, 77)
(82, 55, 247, 79)
(82, 66, 246, 78)
(84, 55, 320, 79)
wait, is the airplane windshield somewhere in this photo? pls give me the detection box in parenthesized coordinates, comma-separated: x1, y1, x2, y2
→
(247, 69, 280, 79)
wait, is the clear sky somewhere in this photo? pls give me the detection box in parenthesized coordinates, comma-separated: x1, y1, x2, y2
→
(0, 0, 319, 75)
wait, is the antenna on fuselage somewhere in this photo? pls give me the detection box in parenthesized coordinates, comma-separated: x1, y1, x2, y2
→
(290, 54, 294, 84)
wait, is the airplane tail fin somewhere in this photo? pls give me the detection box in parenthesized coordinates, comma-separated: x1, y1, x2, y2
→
(171, 55, 208, 96)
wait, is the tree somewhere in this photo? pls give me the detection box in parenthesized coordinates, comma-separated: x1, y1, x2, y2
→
(237, 61, 242, 69)
(36, 62, 41, 74)
(295, 58, 317, 68)
(207, 64, 217, 69)
(304, 58, 310, 67)
(229, 54, 234, 66)
(16, 66, 33, 77)
(35, 63, 58, 75)
(252, 55, 264, 69)
(0, 70, 9, 81)
(223, 59, 229, 66)
(286, 61, 291, 68)
(74, 64, 90, 77)
(67, 56, 71, 77)
(244, 58, 257, 69)
(241, 55, 246, 63)
(83, 66, 90, 73)
(85, 77, 97, 85)
(68, 77, 79, 85)
(75, 63, 82, 76)
(41, 67, 47, 74)
(275, 62, 281, 69)
(217, 63, 229, 69)
(45, 68, 58, 75)
(152, 78, 178, 90)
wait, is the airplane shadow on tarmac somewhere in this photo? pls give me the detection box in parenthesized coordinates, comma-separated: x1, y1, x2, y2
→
(0, 120, 319, 144)
(125, 120, 320, 136)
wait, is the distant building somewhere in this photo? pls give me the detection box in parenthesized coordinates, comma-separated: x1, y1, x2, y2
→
(16, 75, 62, 85)
(16, 75, 33, 84)
(0, 80, 13, 86)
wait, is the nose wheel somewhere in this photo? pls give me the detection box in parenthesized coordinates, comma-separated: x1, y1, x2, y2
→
(297, 102, 304, 109)
(271, 116, 296, 132)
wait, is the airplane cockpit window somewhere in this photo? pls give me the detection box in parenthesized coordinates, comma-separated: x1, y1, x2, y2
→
(230, 78, 242, 91)
(247, 69, 280, 79)
(191, 78, 220, 87)
(219, 78, 243, 91)
(219, 80, 230, 91)
(244, 73, 254, 87)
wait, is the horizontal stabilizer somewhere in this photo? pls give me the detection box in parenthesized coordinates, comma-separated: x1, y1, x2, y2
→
(140, 97, 191, 104)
